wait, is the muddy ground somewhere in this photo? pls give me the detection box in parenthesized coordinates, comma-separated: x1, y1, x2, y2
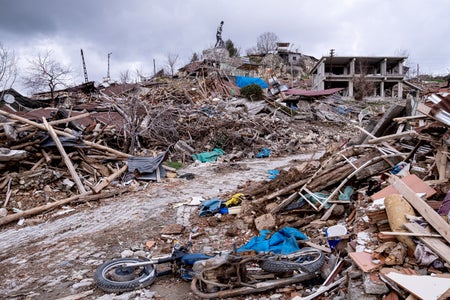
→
(0, 151, 326, 300)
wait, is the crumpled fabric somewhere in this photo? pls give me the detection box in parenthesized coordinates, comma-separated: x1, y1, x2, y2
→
(198, 198, 223, 217)
(225, 193, 244, 207)
(191, 148, 225, 163)
(414, 243, 439, 266)
(437, 190, 450, 215)
(237, 227, 308, 255)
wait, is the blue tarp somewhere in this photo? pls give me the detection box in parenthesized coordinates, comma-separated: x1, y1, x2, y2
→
(235, 76, 268, 89)
(237, 227, 308, 254)
(191, 148, 225, 163)
(198, 198, 223, 216)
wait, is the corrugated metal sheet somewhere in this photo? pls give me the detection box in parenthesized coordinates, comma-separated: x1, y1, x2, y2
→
(422, 93, 450, 126)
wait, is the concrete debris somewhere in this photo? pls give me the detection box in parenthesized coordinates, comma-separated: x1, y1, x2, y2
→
(0, 62, 449, 300)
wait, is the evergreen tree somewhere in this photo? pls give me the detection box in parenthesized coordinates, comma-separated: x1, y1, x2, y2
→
(190, 52, 199, 62)
(225, 39, 239, 57)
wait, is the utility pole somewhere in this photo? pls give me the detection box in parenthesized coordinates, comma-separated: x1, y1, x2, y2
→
(80, 49, 89, 83)
(329, 48, 335, 74)
(107, 52, 112, 82)
(328, 49, 335, 89)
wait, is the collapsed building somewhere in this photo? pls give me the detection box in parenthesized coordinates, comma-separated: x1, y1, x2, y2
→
(0, 46, 449, 299)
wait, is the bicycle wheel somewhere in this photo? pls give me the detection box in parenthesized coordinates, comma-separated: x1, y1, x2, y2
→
(259, 247, 324, 274)
(94, 258, 157, 293)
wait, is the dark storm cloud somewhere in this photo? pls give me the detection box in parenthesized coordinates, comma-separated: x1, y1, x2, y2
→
(1, 0, 450, 94)
(0, 0, 57, 36)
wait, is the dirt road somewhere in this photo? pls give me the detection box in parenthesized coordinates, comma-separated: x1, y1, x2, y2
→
(0, 152, 323, 300)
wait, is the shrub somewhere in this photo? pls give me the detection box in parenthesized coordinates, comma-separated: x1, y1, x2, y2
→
(240, 84, 263, 101)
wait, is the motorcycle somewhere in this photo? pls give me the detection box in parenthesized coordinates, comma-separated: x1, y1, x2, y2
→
(94, 240, 212, 293)
(191, 247, 325, 299)
(94, 240, 325, 298)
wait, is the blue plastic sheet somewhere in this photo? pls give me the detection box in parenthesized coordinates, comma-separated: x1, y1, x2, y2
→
(235, 76, 268, 89)
(267, 169, 280, 180)
(199, 198, 223, 216)
(256, 148, 271, 158)
(237, 227, 308, 254)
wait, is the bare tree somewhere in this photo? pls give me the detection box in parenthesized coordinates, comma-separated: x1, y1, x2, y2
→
(256, 32, 279, 54)
(165, 53, 179, 77)
(22, 50, 72, 105)
(0, 43, 17, 98)
(353, 61, 375, 101)
(119, 69, 131, 83)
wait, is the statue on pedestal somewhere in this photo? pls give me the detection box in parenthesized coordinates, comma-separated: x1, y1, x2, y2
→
(215, 21, 224, 48)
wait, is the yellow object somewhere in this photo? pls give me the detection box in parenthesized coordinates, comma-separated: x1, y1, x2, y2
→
(225, 193, 244, 207)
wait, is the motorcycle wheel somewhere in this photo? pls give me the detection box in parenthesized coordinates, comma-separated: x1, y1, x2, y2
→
(94, 258, 157, 293)
(259, 247, 325, 274)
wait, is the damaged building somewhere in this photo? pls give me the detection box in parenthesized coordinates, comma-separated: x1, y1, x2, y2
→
(310, 56, 413, 99)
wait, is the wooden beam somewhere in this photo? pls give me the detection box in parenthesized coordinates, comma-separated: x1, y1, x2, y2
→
(403, 222, 450, 265)
(380, 231, 441, 238)
(14, 112, 92, 134)
(254, 178, 308, 205)
(41, 149, 52, 163)
(393, 115, 427, 122)
(0, 110, 130, 158)
(389, 175, 450, 244)
(43, 118, 87, 194)
(93, 164, 128, 194)
(368, 131, 416, 144)
(435, 146, 448, 180)
(0, 189, 125, 226)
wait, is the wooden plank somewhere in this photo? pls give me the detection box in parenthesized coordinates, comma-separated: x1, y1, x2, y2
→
(93, 164, 128, 194)
(320, 203, 337, 221)
(302, 241, 332, 253)
(396, 123, 405, 134)
(0, 110, 130, 158)
(384, 272, 450, 300)
(254, 178, 308, 205)
(435, 147, 448, 180)
(0, 189, 125, 226)
(362, 104, 405, 144)
(380, 231, 441, 238)
(389, 175, 450, 244)
(368, 130, 416, 144)
(393, 115, 427, 122)
(403, 222, 450, 266)
(43, 118, 87, 194)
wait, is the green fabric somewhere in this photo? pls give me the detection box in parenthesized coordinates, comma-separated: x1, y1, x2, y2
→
(191, 148, 225, 163)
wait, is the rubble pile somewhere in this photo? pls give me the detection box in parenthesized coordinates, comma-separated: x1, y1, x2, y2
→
(182, 92, 450, 299)
(0, 76, 360, 226)
(0, 68, 449, 298)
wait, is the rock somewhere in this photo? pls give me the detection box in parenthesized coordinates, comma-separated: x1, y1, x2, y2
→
(134, 250, 147, 258)
(0, 208, 7, 217)
(254, 213, 276, 231)
(242, 215, 254, 225)
(146, 240, 156, 249)
(160, 223, 184, 235)
(121, 249, 134, 258)
(348, 280, 378, 300)
(331, 204, 346, 217)
(362, 272, 389, 295)
(72, 278, 93, 290)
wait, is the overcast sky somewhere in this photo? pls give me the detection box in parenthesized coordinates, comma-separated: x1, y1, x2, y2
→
(1, 0, 449, 94)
